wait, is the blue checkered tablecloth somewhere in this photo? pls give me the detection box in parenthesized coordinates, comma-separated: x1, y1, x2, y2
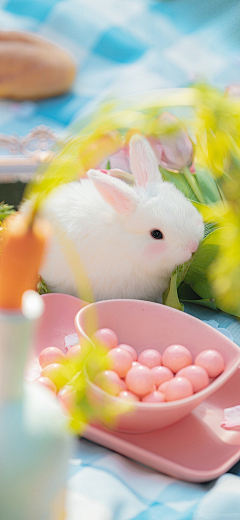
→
(1, 0, 240, 135)
(1, 1, 240, 518)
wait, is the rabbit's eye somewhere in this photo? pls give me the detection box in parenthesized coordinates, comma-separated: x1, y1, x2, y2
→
(150, 229, 164, 240)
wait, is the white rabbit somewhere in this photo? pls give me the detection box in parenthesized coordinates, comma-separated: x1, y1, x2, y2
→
(29, 135, 204, 302)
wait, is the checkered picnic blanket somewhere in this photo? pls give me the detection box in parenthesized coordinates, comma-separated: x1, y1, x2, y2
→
(1, 1, 240, 518)
(1, 0, 240, 136)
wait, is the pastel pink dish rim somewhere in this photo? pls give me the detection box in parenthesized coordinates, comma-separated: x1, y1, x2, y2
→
(75, 299, 240, 411)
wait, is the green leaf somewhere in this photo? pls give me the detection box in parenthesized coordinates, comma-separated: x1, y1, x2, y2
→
(37, 277, 51, 295)
(194, 167, 221, 204)
(180, 298, 218, 310)
(162, 258, 193, 311)
(0, 202, 15, 222)
(178, 282, 218, 310)
(163, 229, 223, 314)
(178, 282, 201, 300)
(182, 167, 205, 204)
(192, 201, 222, 239)
(176, 230, 240, 317)
(184, 229, 221, 298)
(159, 167, 198, 201)
(163, 272, 184, 311)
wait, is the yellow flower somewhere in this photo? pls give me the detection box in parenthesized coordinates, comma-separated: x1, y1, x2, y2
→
(194, 84, 240, 176)
(209, 208, 240, 317)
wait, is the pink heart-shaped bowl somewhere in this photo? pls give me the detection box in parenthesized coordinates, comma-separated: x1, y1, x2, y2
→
(75, 299, 240, 434)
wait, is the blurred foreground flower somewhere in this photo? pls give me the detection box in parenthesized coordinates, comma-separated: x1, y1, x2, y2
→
(209, 209, 240, 317)
(194, 84, 240, 176)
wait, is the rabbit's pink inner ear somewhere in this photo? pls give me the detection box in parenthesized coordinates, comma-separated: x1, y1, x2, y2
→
(96, 184, 136, 214)
(88, 170, 137, 215)
(129, 135, 161, 186)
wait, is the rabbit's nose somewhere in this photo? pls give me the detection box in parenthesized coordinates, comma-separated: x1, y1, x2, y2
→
(188, 240, 199, 253)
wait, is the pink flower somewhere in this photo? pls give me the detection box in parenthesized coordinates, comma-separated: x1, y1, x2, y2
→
(147, 112, 193, 172)
(99, 146, 131, 173)
(98, 113, 193, 176)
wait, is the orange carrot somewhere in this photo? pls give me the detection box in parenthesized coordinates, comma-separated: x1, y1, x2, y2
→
(0, 213, 51, 309)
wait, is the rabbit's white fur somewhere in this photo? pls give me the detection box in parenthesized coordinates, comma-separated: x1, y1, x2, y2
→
(30, 135, 204, 302)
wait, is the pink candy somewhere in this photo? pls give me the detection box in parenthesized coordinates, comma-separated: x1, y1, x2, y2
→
(165, 377, 194, 402)
(94, 370, 125, 396)
(162, 345, 192, 373)
(39, 347, 66, 369)
(138, 349, 162, 369)
(66, 345, 83, 367)
(151, 366, 174, 387)
(141, 391, 165, 403)
(158, 381, 170, 395)
(177, 365, 209, 393)
(58, 385, 77, 412)
(126, 365, 154, 397)
(106, 348, 132, 378)
(41, 363, 69, 391)
(34, 376, 57, 394)
(118, 344, 137, 361)
(195, 350, 225, 378)
(118, 391, 139, 402)
(92, 328, 118, 351)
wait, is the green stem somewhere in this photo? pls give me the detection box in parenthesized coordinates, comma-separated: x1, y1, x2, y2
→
(183, 167, 205, 204)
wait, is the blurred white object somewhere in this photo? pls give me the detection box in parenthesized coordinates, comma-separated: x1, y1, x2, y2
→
(0, 125, 60, 183)
(0, 290, 72, 520)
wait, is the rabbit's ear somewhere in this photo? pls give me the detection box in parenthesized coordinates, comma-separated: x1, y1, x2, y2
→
(87, 170, 138, 215)
(129, 134, 162, 186)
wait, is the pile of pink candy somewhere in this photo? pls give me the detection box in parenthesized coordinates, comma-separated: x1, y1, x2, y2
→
(92, 328, 225, 403)
(35, 327, 225, 408)
(35, 344, 84, 411)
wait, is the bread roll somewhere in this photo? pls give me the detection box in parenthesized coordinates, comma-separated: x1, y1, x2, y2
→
(0, 31, 76, 100)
